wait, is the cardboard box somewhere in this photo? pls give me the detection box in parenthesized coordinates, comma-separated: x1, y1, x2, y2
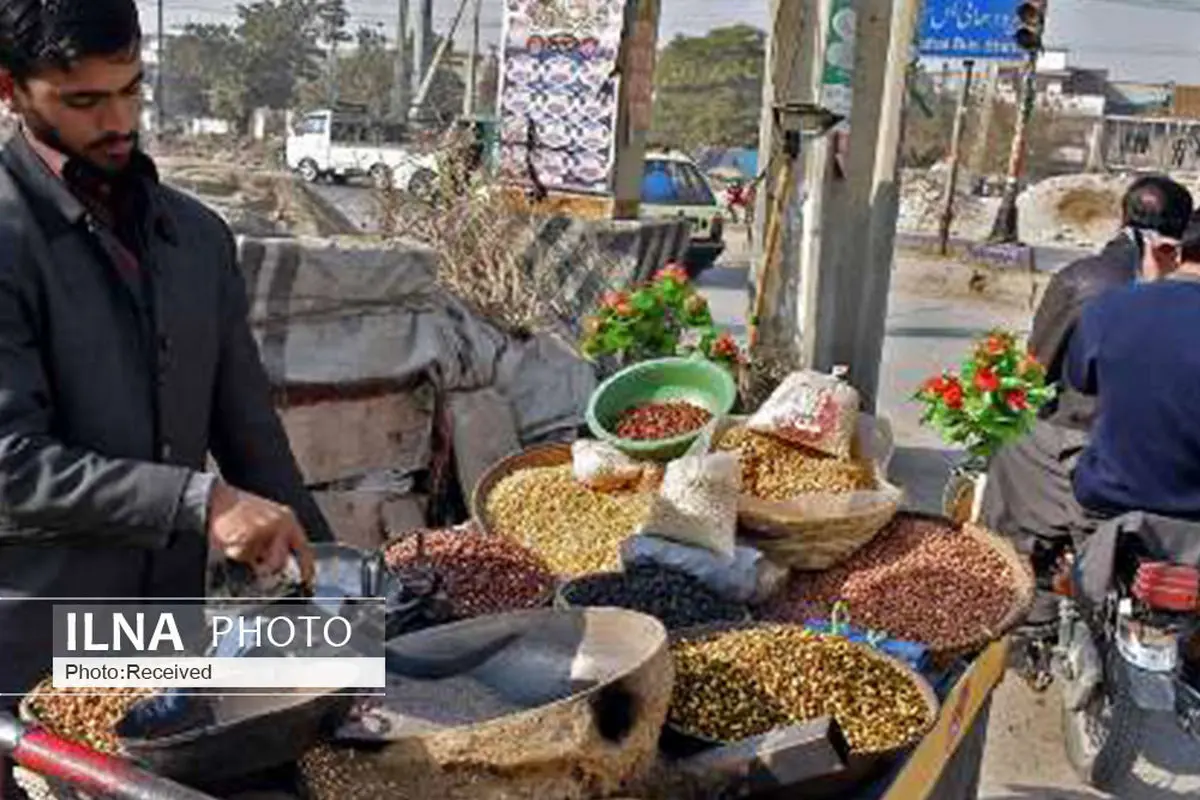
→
(279, 389, 433, 485)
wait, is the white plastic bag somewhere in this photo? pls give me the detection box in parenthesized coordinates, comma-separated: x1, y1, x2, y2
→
(571, 440, 645, 492)
(637, 449, 741, 559)
(747, 368, 861, 459)
(620, 534, 789, 604)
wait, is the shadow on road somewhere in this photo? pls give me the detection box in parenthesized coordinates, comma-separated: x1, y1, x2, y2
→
(695, 264, 749, 291)
(987, 779, 1199, 800)
(886, 325, 1032, 340)
(1137, 713, 1200, 780)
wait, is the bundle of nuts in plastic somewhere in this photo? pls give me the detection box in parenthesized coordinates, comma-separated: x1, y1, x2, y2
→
(765, 514, 1019, 652)
(668, 626, 932, 753)
(24, 682, 151, 752)
(385, 525, 556, 618)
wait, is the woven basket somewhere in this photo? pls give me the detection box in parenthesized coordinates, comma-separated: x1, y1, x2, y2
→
(791, 511, 1036, 663)
(471, 443, 573, 536)
(720, 416, 903, 571)
(942, 516, 1036, 659)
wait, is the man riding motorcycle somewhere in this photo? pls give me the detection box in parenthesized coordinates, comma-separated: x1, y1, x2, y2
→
(980, 175, 1195, 627)
(1044, 213, 1200, 788)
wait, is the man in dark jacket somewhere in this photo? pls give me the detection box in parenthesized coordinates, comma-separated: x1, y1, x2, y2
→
(981, 175, 1193, 622)
(0, 2, 332, 787)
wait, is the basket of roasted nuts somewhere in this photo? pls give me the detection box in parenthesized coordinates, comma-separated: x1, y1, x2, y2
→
(764, 512, 1035, 660)
(714, 416, 903, 570)
(383, 523, 557, 619)
(662, 622, 938, 781)
(473, 444, 655, 577)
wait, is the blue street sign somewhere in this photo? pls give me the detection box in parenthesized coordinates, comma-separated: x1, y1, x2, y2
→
(919, 0, 1024, 59)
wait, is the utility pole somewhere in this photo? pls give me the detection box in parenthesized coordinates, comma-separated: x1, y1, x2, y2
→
(810, 0, 921, 408)
(392, 0, 410, 123)
(937, 59, 974, 255)
(412, 0, 433, 105)
(610, 0, 662, 220)
(411, 0, 471, 116)
(155, 0, 165, 134)
(988, 50, 1037, 243)
(989, 0, 1046, 243)
(463, 0, 482, 117)
(748, 0, 823, 358)
(969, 61, 1000, 176)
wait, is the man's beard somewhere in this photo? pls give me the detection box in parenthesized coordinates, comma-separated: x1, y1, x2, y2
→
(21, 103, 139, 177)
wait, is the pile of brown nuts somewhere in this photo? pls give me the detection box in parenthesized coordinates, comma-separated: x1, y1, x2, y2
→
(766, 515, 1019, 651)
(669, 626, 932, 753)
(716, 426, 874, 501)
(385, 527, 556, 618)
(485, 464, 653, 575)
(615, 401, 712, 441)
(25, 683, 151, 752)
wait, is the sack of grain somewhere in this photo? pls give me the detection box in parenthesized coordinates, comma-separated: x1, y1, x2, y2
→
(747, 368, 860, 459)
(637, 450, 741, 559)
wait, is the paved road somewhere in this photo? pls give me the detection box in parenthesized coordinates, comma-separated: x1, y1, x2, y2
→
(695, 231, 1200, 798)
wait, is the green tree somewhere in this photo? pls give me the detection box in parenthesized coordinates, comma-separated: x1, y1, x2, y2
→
(651, 25, 766, 152)
(236, 0, 328, 118)
(162, 23, 242, 118)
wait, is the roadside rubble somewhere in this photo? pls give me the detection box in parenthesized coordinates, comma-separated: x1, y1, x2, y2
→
(157, 158, 359, 238)
(898, 168, 1200, 250)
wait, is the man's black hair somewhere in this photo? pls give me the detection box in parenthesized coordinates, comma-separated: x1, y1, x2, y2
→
(0, 0, 140, 81)
(1121, 174, 1195, 240)
(1180, 212, 1200, 265)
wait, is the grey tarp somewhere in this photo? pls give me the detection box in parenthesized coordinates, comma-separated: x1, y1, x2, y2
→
(235, 235, 597, 449)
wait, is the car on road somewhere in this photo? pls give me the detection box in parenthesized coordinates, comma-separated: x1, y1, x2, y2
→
(285, 106, 437, 193)
(638, 150, 726, 276)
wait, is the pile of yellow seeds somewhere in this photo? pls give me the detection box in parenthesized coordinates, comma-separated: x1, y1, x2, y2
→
(716, 426, 874, 501)
(669, 626, 932, 753)
(484, 464, 653, 576)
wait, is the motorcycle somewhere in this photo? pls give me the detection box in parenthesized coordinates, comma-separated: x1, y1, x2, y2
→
(1015, 512, 1200, 791)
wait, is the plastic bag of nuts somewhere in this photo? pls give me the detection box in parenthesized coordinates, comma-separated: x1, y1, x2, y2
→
(747, 368, 860, 459)
(571, 440, 646, 492)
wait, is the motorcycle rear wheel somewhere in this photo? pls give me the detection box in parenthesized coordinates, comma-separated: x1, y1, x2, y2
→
(1062, 649, 1145, 791)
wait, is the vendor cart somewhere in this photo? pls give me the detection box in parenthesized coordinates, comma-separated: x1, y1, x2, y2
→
(865, 637, 1008, 800)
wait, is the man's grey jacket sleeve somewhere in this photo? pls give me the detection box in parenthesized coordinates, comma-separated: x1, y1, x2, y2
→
(206, 231, 334, 543)
(0, 229, 192, 547)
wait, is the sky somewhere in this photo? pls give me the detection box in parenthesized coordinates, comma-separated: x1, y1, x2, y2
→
(133, 0, 1200, 85)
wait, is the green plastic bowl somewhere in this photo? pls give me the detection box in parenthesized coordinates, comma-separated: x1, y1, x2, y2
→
(586, 357, 738, 462)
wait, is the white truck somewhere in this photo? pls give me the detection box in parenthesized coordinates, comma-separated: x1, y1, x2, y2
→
(285, 107, 438, 194)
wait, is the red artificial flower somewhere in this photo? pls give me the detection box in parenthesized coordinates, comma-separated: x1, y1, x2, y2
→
(655, 263, 689, 284)
(601, 289, 626, 309)
(712, 331, 740, 357)
(985, 334, 1008, 357)
(923, 375, 951, 396)
(943, 381, 964, 409)
(1005, 389, 1029, 411)
(975, 368, 1000, 393)
(614, 300, 635, 318)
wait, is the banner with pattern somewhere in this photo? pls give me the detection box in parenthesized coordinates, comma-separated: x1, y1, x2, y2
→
(497, 0, 628, 195)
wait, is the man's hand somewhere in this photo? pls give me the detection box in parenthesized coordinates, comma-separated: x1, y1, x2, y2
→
(207, 481, 315, 587)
